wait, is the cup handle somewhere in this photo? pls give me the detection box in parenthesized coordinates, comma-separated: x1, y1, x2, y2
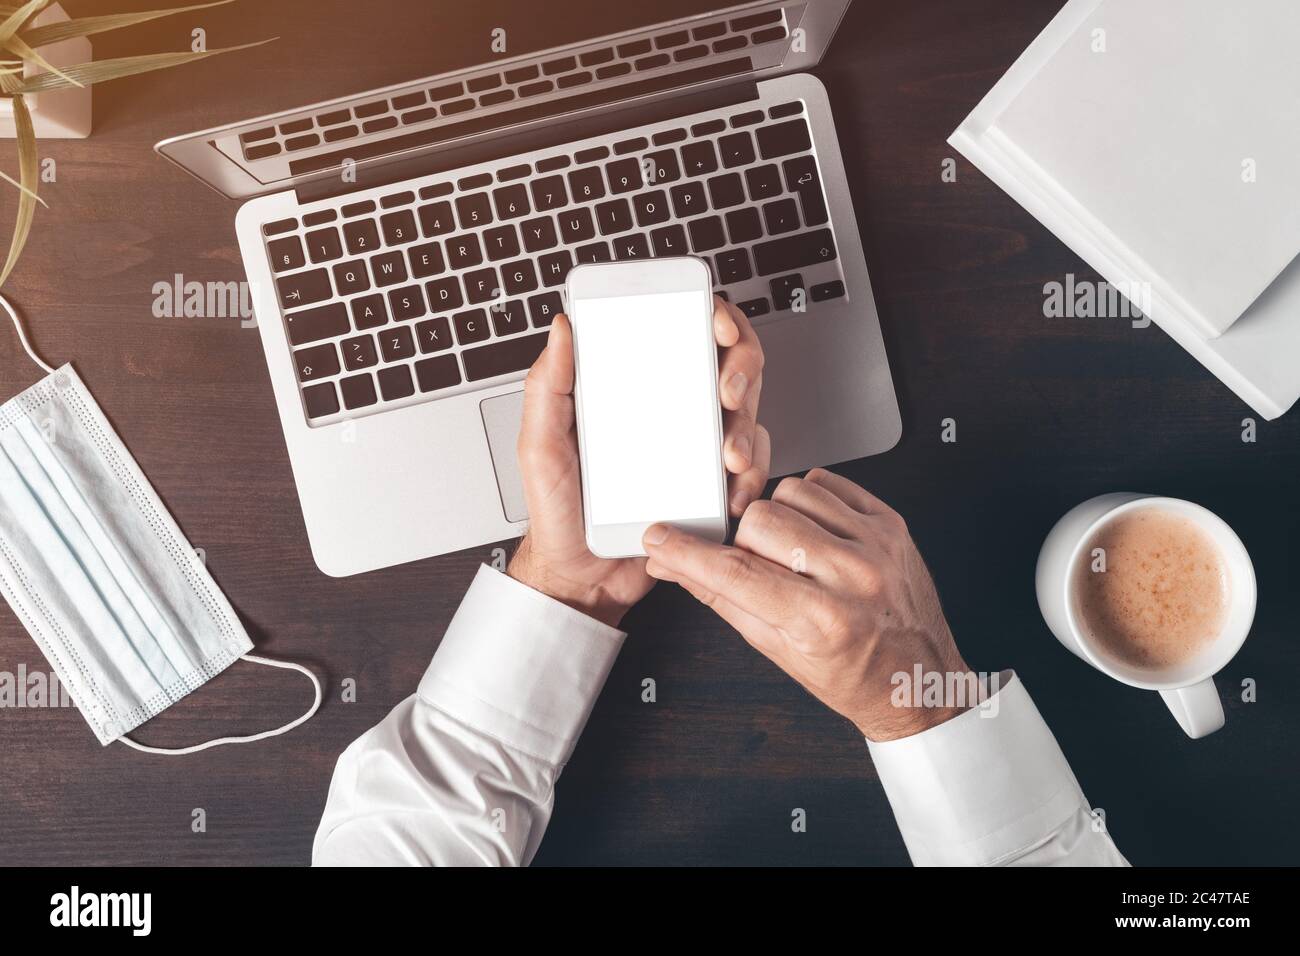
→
(1159, 679, 1225, 739)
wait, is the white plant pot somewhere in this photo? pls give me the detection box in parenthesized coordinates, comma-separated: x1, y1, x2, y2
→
(0, 3, 92, 139)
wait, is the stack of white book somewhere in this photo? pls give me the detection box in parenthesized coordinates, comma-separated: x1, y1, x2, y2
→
(951, 0, 1300, 418)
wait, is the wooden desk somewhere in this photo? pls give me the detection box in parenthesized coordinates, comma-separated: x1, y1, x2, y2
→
(1, 0, 1295, 865)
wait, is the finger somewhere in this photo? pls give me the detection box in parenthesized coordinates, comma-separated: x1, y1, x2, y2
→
(727, 423, 771, 517)
(712, 294, 740, 349)
(722, 381, 761, 474)
(733, 499, 845, 580)
(716, 299, 764, 412)
(642, 522, 818, 627)
(517, 314, 576, 470)
(803, 467, 896, 517)
(771, 474, 869, 539)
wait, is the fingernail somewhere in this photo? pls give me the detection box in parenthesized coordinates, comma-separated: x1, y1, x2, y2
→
(643, 523, 670, 547)
(732, 432, 752, 463)
(727, 371, 749, 404)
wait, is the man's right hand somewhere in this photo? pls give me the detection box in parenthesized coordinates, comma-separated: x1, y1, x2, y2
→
(642, 469, 974, 741)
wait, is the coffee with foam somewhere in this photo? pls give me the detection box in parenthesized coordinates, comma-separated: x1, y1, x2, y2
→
(1071, 506, 1230, 671)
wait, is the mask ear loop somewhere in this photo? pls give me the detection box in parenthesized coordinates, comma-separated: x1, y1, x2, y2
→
(0, 292, 56, 375)
(119, 654, 323, 756)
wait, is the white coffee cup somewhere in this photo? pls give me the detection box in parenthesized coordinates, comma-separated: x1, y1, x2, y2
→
(1035, 493, 1255, 739)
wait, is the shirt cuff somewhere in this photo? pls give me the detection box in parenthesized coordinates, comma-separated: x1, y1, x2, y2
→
(866, 672, 1092, 866)
(417, 564, 626, 767)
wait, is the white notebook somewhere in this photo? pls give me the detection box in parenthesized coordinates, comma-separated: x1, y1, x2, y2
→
(951, 0, 1300, 417)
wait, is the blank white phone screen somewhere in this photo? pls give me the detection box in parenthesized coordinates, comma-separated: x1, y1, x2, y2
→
(575, 289, 720, 526)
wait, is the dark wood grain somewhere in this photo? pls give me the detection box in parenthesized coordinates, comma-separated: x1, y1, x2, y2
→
(1, 0, 1296, 866)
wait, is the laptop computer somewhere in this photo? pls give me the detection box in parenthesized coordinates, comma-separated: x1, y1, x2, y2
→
(155, 0, 901, 576)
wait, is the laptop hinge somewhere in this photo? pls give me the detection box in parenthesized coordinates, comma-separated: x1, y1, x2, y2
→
(296, 80, 760, 205)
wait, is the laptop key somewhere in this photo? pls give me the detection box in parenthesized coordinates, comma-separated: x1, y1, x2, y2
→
(614, 234, 650, 259)
(745, 163, 783, 201)
(267, 236, 305, 272)
(462, 331, 550, 381)
(528, 291, 564, 326)
(682, 140, 718, 177)
(490, 300, 529, 336)
(717, 131, 755, 168)
(559, 207, 596, 243)
(369, 251, 408, 287)
(606, 158, 641, 194)
(568, 166, 606, 202)
(725, 207, 762, 244)
(388, 284, 427, 320)
(380, 209, 418, 245)
(714, 248, 753, 284)
(446, 233, 484, 269)
(418, 200, 455, 237)
(770, 273, 806, 311)
(424, 277, 463, 313)
(596, 198, 633, 236)
(493, 184, 531, 220)
(762, 197, 801, 235)
(575, 241, 611, 263)
(453, 308, 491, 345)
(277, 269, 332, 310)
(350, 293, 388, 330)
(707, 173, 745, 209)
(643, 149, 681, 185)
(415, 316, 452, 352)
(414, 354, 462, 392)
(670, 181, 708, 218)
(464, 267, 500, 304)
(687, 216, 726, 253)
(342, 219, 379, 255)
(305, 228, 343, 263)
(530, 175, 568, 211)
(782, 155, 829, 226)
(538, 250, 572, 287)
(650, 223, 689, 256)
(455, 193, 493, 229)
(302, 382, 340, 418)
(752, 229, 837, 276)
(377, 364, 415, 401)
(407, 241, 445, 278)
(737, 297, 770, 319)
(293, 343, 340, 382)
(333, 260, 371, 295)
(483, 225, 521, 262)
(811, 279, 845, 302)
(633, 190, 670, 227)
(757, 118, 812, 159)
(501, 259, 540, 296)
(341, 334, 378, 370)
(521, 216, 559, 253)
(379, 325, 415, 362)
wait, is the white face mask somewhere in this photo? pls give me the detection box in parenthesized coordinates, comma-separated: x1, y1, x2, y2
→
(0, 295, 319, 754)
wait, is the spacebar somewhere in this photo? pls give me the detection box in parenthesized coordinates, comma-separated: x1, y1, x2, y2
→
(462, 331, 550, 381)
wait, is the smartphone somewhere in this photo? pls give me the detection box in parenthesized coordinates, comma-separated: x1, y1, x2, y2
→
(566, 257, 728, 558)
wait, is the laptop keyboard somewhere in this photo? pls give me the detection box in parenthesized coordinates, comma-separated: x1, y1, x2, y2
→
(260, 98, 846, 424)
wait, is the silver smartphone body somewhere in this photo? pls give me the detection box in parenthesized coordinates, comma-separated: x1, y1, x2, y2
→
(567, 257, 729, 558)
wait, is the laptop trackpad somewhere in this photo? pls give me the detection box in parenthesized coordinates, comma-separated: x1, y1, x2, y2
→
(480, 391, 528, 523)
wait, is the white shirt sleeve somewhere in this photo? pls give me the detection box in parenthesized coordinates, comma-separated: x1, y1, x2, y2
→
(313, 568, 1124, 867)
(312, 564, 625, 866)
(866, 671, 1129, 866)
